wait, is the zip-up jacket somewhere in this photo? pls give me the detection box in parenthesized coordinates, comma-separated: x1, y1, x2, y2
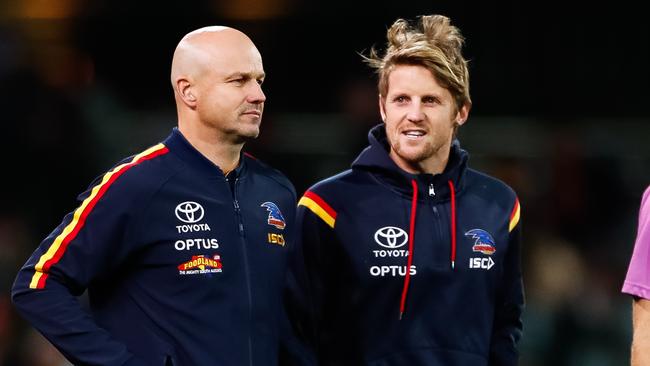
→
(12, 128, 297, 366)
(287, 124, 523, 365)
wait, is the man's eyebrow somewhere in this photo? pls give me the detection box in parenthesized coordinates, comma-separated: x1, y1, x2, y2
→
(225, 72, 265, 80)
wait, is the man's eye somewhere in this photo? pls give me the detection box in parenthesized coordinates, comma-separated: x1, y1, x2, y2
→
(394, 96, 407, 103)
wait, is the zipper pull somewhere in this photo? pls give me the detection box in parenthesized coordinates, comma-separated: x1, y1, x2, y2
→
(429, 184, 435, 197)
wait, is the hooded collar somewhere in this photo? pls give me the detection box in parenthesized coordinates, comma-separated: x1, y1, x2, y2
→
(351, 123, 468, 201)
(163, 127, 247, 181)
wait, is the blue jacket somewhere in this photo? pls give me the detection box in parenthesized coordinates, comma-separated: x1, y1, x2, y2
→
(12, 128, 297, 366)
(287, 125, 523, 365)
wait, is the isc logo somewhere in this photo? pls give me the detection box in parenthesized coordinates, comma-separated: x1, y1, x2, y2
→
(267, 233, 285, 246)
(469, 257, 494, 270)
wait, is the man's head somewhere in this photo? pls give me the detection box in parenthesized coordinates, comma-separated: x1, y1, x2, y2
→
(364, 15, 471, 174)
(171, 26, 266, 144)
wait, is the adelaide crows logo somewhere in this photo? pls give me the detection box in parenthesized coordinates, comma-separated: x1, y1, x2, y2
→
(261, 202, 286, 230)
(465, 229, 496, 255)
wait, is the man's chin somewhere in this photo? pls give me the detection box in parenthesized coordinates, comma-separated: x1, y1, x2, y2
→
(233, 129, 260, 143)
(396, 146, 433, 163)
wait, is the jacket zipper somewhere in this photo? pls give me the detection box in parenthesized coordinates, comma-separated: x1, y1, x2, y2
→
(430, 184, 445, 267)
(232, 178, 254, 366)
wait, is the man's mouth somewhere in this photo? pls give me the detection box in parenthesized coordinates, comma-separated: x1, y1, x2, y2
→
(402, 129, 426, 139)
(242, 110, 262, 117)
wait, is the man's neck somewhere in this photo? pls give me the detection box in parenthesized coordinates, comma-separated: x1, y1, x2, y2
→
(178, 124, 243, 175)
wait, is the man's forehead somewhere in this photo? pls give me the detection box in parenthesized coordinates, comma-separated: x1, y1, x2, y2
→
(211, 56, 265, 78)
(197, 42, 263, 73)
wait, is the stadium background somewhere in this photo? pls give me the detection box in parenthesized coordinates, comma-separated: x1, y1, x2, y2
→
(0, 0, 648, 365)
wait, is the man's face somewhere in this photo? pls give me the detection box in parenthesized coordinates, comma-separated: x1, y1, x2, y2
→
(195, 43, 266, 143)
(380, 64, 468, 173)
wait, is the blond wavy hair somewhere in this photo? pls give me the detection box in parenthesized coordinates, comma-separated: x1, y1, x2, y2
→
(364, 15, 471, 111)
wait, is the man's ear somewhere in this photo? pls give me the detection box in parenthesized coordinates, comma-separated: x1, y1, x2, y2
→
(379, 95, 386, 122)
(455, 101, 471, 126)
(176, 78, 197, 107)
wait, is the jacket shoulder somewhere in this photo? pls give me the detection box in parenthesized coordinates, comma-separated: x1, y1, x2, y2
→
(296, 170, 357, 229)
(84, 144, 180, 201)
(298, 169, 367, 214)
(244, 154, 296, 199)
(465, 168, 519, 207)
(465, 169, 521, 231)
(302, 169, 357, 196)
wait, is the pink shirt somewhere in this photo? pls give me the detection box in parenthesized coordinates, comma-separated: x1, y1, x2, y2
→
(623, 186, 650, 299)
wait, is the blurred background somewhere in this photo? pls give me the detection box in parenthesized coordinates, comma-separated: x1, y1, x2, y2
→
(0, 0, 648, 365)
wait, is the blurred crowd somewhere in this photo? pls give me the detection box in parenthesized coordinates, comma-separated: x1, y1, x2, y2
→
(1, 2, 649, 365)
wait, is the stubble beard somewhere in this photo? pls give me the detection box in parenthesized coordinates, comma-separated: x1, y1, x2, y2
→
(391, 139, 437, 166)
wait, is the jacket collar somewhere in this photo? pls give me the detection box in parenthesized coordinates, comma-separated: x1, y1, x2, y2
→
(163, 127, 246, 180)
(351, 123, 468, 201)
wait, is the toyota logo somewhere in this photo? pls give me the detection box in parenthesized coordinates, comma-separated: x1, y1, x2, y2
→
(175, 201, 205, 223)
(374, 226, 408, 248)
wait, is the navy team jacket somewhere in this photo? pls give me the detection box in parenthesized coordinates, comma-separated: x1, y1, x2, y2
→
(12, 128, 297, 366)
(286, 124, 524, 365)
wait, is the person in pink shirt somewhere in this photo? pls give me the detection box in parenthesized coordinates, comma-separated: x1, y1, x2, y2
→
(623, 186, 650, 365)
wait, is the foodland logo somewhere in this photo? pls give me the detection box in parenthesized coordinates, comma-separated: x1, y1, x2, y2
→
(178, 254, 223, 275)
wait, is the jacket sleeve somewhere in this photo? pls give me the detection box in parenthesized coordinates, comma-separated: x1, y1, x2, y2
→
(11, 175, 148, 366)
(282, 193, 338, 366)
(489, 198, 524, 366)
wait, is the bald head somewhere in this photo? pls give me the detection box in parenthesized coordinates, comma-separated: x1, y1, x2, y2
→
(171, 26, 260, 87)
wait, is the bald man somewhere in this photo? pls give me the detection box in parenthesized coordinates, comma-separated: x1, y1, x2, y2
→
(12, 26, 297, 366)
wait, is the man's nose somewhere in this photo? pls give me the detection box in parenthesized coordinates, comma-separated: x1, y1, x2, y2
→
(247, 82, 266, 104)
(406, 102, 424, 122)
